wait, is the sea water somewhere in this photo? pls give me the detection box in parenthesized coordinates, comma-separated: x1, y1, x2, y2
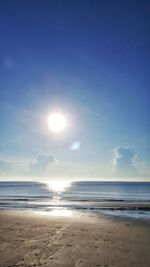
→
(0, 181, 150, 219)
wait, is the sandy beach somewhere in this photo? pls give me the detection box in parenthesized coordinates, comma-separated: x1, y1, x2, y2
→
(0, 211, 150, 267)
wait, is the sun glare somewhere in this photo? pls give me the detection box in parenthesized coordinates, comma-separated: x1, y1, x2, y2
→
(48, 113, 66, 133)
(47, 180, 71, 193)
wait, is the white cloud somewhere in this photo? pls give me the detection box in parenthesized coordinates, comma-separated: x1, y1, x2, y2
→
(113, 147, 138, 177)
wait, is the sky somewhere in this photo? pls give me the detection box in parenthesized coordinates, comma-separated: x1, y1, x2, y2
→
(0, 0, 150, 181)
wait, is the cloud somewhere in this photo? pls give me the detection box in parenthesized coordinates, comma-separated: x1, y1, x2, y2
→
(29, 154, 56, 177)
(0, 160, 13, 175)
(113, 147, 139, 177)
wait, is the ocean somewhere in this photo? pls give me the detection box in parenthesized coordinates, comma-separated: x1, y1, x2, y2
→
(0, 181, 150, 219)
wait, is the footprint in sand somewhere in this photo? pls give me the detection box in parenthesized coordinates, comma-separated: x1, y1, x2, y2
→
(76, 259, 84, 267)
(66, 244, 72, 247)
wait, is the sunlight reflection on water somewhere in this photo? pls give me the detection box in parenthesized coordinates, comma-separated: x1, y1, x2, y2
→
(43, 180, 73, 216)
(35, 209, 73, 217)
(50, 209, 73, 217)
(46, 180, 72, 194)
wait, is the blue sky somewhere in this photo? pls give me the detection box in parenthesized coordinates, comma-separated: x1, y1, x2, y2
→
(0, 0, 149, 180)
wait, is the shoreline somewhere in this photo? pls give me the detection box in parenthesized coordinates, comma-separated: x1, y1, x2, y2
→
(0, 210, 150, 267)
(1, 200, 150, 210)
(0, 200, 150, 221)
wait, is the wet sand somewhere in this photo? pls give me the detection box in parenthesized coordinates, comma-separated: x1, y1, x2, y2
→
(0, 211, 150, 267)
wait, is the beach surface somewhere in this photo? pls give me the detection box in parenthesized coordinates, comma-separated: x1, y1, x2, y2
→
(0, 211, 150, 267)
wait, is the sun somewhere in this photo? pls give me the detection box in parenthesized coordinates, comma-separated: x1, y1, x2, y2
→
(48, 113, 66, 133)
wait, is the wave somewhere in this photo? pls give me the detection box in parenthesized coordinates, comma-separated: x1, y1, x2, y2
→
(0, 201, 150, 211)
